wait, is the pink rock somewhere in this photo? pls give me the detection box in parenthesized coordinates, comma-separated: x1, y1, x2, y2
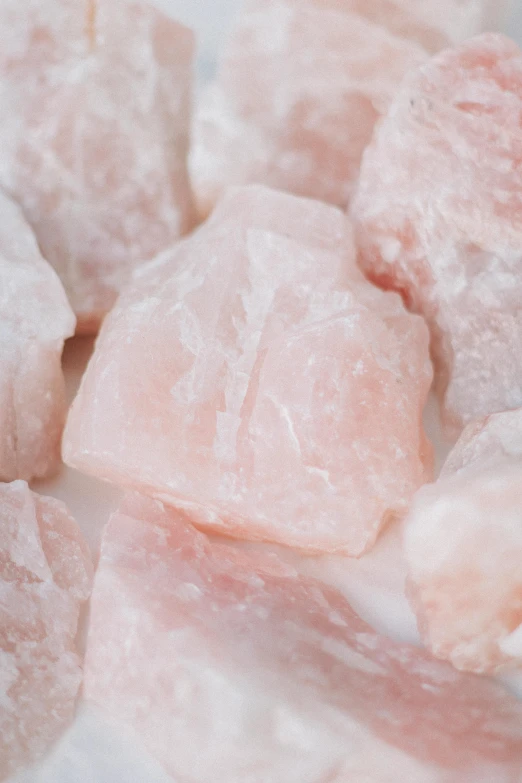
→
(64, 186, 432, 556)
(352, 33, 522, 438)
(404, 407, 522, 674)
(190, 0, 503, 217)
(0, 190, 75, 482)
(284, 0, 510, 51)
(190, 0, 427, 216)
(0, 481, 93, 780)
(85, 493, 522, 783)
(0, 0, 195, 334)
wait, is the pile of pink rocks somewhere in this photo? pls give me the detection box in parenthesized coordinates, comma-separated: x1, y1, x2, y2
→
(3, 0, 522, 781)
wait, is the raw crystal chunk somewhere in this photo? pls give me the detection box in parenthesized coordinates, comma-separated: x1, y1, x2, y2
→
(190, 0, 426, 216)
(0, 190, 75, 482)
(0, 0, 195, 333)
(0, 481, 93, 780)
(404, 408, 522, 673)
(85, 493, 522, 783)
(352, 33, 522, 437)
(64, 186, 432, 556)
(190, 0, 503, 217)
(278, 0, 510, 51)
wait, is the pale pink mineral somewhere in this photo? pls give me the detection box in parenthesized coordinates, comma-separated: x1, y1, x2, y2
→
(0, 481, 93, 780)
(85, 493, 522, 783)
(353, 33, 522, 437)
(190, 0, 504, 217)
(0, 0, 195, 333)
(64, 185, 432, 556)
(0, 190, 75, 482)
(404, 407, 522, 673)
(306, 0, 511, 51)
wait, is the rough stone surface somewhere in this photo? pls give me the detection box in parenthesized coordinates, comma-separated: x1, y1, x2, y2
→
(404, 407, 522, 674)
(353, 33, 522, 437)
(0, 481, 93, 780)
(0, 190, 75, 482)
(190, 0, 506, 217)
(85, 493, 522, 783)
(190, 0, 427, 216)
(64, 185, 432, 556)
(0, 0, 195, 333)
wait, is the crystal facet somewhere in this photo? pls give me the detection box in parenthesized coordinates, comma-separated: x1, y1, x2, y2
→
(64, 186, 432, 556)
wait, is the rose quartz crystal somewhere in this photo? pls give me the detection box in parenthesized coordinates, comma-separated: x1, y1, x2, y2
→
(0, 0, 195, 333)
(190, 1, 426, 216)
(64, 186, 432, 556)
(305, 1, 511, 51)
(84, 493, 522, 783)
(190, 0, 505, 217)
(352, 33, 522, 438)
(0, 190, 75, 482)
(0, 481, 93, 780)
(404, 407, 522, 674)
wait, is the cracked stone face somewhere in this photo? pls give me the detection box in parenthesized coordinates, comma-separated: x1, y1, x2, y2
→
(63, 184, 432, 556)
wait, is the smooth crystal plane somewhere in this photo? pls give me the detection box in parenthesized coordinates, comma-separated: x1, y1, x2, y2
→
(64, 185, 432, 556)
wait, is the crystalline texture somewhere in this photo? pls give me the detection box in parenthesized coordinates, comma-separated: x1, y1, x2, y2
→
(352, 33, 522, 437)
(190, 0, 504, 218)
(84, 493, 522, 783)
(0, 0, 195, 333)
(64, 185, 432, 556)
(299, 0, 510, 51)
(190, 0, 427, 216)
(0, 190, 75, 482)
(0, 481, 93, 780)
(404, 407, 522, 673)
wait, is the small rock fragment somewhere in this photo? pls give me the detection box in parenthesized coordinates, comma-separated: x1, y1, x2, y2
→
(64, 185, 432, 556)
(85, 494, 522, 783)
(0, 190, 75, 482)
(352, 33, 522, 437)
(404, 407, 522, 673)
(190, 0, 504, 217)
(0, 0, 195, 333)
(0, 481, 93, 780)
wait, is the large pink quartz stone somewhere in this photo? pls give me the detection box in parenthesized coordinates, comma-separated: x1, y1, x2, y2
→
(404, 407, 522, 674)
(64, 186, 432, 556)
(84, 493, 522, 783)
(352, 33, 522, 437)
(0, 481, 93, 780)
(190, 0, 505, 217)
(0, 0, 195, 333)
(0, 190, 75, 482)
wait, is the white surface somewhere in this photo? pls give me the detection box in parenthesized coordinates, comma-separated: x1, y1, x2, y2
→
(9, 1, 522, 780)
